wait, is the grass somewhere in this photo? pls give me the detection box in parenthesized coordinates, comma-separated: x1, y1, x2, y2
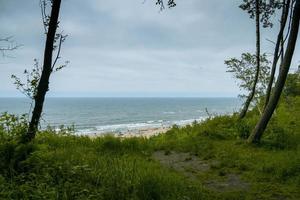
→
(0, 133, 211, 200)
(0, 96, 299, 199)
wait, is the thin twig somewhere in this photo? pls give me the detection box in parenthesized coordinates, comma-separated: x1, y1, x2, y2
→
(266, 38, 276, 45)
(52, 35, 63, 70)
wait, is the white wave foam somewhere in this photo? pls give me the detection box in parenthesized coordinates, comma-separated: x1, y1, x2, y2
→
(75, 117, 208, 135)
(163, 111, 176, 114)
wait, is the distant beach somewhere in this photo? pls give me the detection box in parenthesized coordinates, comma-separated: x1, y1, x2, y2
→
(88, 126, 171, 139)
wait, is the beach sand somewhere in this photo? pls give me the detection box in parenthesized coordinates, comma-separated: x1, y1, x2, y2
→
(118, 127, 171, 138)
(88, 126, 171, 139)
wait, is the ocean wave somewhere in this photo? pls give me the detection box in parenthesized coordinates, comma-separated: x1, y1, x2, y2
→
(163, 111, 176, 114)
(75, 117, 207, 135)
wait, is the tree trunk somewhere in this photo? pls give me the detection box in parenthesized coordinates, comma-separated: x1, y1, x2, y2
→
(248, 0, 300, 143)
(23, 0, 62, 143)
(239, 0, 260, 119)
(264, 0, 290, 109)
(281, 35, 284, 63)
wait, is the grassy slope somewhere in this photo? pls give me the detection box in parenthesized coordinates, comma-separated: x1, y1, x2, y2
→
(0, 97, 299, 200)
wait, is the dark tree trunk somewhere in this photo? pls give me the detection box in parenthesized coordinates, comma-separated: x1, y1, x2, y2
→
(264, 0, 290, 109)
(248, 0, 300, 143)
(239, 0, 260, 119)
(23, 0, 62, 143)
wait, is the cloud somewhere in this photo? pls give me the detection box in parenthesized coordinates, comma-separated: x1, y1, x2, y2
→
(0, 0, 299, 97)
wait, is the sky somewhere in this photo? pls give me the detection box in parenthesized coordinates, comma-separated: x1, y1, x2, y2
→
(0, 0, 299, 97)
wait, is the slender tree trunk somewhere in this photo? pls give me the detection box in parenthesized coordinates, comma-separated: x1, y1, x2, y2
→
(264, 0, 290, 109)
(239, 0, 260, 119)
(248, 0, 300, 143)
(23, 0, 62, 143)
(281, 36, 284, 63)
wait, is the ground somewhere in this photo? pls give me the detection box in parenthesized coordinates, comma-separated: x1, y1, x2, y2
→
(153, 150, 249, 192)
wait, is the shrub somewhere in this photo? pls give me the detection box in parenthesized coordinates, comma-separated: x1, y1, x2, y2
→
(0, 112, 28, 141)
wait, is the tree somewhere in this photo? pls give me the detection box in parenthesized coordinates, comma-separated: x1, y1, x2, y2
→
(238, 0, 262, 119)
(264, 0, 291, 109)
(22, 0, 64, 143)
(240, 0, 283, 28)
(239, 0, 284, 118)
(248, 0, 300, 143)
(225, 53, 271, 114)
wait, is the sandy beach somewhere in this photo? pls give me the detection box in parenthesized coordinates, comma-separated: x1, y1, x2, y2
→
(88, 126, 171, 139)
(117, 126, 171, 138)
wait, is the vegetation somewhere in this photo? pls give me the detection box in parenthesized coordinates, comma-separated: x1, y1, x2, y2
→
(6, 0, 297, 146)
(24, 0, 65, 143)
(0, 72, 299, 199)
(1, 0, 299, 199)
(225, 53, 271, 115)
(264, 0, 291, 109)
(238, 0, 261, 120)
(249, 0, 300, 143)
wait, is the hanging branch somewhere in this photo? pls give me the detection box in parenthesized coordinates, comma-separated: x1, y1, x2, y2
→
(51, 35, 62, 70)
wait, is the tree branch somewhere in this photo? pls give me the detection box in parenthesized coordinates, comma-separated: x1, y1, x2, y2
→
(52, 35, 63, 70)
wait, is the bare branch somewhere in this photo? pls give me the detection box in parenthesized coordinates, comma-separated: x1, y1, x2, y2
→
(266, 38, 276, 45)
(52, 35, 63, 70)
(40, 0, 50, 34)
(0, 36, 21, 56)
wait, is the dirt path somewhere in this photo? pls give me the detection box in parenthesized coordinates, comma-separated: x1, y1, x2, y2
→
(152, 151, 249, 192)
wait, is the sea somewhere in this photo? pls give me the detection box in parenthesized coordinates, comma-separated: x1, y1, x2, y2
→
(0, 97, 241, 135)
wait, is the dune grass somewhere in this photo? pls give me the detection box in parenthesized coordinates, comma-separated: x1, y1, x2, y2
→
(0, 97, 299, 199)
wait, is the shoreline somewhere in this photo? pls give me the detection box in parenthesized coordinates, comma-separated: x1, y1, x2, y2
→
(58, 116, 217, 139)
(71, 116, 215, 139)
(87, 126, 172, 139)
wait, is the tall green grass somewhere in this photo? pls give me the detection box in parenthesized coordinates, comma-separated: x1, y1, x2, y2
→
(0, 95, 299, 199)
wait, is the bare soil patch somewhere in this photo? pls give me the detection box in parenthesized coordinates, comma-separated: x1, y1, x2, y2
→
(153, 150, 249, 192)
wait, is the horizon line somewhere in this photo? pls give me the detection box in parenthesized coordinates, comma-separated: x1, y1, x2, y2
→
(0, 96, 238, 98)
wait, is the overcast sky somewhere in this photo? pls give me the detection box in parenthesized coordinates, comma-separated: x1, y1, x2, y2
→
(0, 0, 299, 97)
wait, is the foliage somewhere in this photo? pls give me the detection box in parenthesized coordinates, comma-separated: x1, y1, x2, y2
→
(11, 0, 69, 101)
(283, 68, 300, 96)
(225, 53, 271, 105)
(11, 58, 68, 100)
(0, 112, 28, 140)
(11, 59, 41, 99)
(239, 0, 283, 28)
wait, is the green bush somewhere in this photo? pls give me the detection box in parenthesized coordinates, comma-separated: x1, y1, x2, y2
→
(197, 115, 238, 139)
(0, 112, 28, 141)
